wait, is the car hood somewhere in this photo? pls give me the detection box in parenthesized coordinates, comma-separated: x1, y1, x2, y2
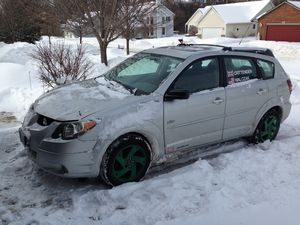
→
(34, 78, 133, 121)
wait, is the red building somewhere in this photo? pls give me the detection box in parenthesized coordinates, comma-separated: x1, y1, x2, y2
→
(257, 1, 300, 42)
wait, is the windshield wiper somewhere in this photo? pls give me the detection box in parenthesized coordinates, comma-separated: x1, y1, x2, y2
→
(107, 76, 136, 95)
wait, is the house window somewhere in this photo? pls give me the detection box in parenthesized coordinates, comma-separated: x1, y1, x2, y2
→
(162, 27, 166, 35)
(150, 17, 154, 25)
(253, 24, 256, 29)
(162, 17, 166, 24)
(150, 27, 154, 36)
(146, 17, 150, 25)
(166, 16, 171, 22)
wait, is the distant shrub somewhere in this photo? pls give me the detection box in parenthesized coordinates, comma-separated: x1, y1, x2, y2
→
(33, 43, 93, 88)
(188, 26, 198, 36)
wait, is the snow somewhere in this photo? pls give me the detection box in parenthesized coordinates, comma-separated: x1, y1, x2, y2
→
(1, 35, 300, 224)
(202, 0, 272, 24)
(289, 1, 300, 9)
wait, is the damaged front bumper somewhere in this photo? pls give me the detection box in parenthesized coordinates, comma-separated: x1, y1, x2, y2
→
(19, 113, 100, 178)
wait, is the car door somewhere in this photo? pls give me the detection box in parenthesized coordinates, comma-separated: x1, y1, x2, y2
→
(164, 57, 226, 154)
(222, 56, 269, 140)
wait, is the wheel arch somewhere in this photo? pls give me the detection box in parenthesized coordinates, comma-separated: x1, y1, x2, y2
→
(253, 102, 283, 134)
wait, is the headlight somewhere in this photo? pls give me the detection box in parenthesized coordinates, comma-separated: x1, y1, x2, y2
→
(23, 103, 35, 126)
(53, 120, 97, 140)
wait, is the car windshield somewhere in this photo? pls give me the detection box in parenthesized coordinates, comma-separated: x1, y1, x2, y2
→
(101, 53, 183, 95)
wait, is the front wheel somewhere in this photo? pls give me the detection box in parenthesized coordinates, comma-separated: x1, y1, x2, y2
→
(250, 109, 281, 143)
(100, 134, 151, 186)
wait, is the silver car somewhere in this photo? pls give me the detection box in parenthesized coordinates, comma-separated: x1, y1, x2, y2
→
(19, 45, 292, 186)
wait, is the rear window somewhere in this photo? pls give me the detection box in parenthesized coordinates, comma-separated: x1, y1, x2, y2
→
(224, 57, 257, 85)
(257, 59, 274, 79)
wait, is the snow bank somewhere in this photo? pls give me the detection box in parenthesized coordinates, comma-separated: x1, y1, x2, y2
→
(1, 91, 300, 224)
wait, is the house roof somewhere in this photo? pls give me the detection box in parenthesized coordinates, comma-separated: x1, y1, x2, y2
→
(201, 0, 273, 24)
(256, 1, 300, 20)
(152, 1, 175, 15)
(289, 1, 300, 9)
(186, 7, 210, 25)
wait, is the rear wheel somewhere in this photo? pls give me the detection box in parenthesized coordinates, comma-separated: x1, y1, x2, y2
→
(101, 134, 151, 186)
(250, 109, 280, 143)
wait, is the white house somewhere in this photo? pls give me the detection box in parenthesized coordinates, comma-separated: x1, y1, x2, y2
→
(186, 0, 274, 39)
(185, 7, 210, 35)
(140, 0, 175, 38)
(63, 1, 174, 40)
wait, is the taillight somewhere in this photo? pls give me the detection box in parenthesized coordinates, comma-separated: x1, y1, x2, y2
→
(287, 79, 292, 93)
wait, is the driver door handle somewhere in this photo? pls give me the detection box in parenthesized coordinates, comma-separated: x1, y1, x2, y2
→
(213, 97, 224, 105)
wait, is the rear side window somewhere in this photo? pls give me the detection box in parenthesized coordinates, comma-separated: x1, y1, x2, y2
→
(257, 59, 274, 79)
(224, 57, 257, 85)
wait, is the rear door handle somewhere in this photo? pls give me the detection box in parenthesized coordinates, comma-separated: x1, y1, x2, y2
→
(213, 97, 224, 104)
(256, 88, 267, 95)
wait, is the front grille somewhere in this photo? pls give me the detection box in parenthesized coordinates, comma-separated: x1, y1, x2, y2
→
(37, 114, 55, 126)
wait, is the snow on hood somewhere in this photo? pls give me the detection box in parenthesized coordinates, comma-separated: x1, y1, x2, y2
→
(34, 77, 131, 121)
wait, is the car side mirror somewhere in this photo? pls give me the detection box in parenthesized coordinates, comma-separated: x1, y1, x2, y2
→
(164, 89, 190, 101)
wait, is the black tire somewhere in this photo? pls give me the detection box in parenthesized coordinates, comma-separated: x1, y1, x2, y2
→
(250, 109, 281, 144)
(100, 134, 151, 186)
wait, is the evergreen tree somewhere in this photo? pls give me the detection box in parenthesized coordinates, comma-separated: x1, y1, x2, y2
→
(0, 0, 41, 44)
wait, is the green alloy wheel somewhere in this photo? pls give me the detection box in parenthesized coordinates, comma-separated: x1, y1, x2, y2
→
(101, 134, 151, 186)
(251, 109, 280, 143)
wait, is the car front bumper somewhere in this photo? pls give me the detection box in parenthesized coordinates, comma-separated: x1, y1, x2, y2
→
(19, 122, 100, 178)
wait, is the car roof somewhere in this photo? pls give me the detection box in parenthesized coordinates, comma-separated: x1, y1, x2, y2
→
(143, 45, 274, 59)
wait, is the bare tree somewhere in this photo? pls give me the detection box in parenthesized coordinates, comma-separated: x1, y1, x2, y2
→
(52, 0, 89, 44)
(19, 0, 62, 44)
(119, 0, 155, 55)
(68, 0, 124, 66)
(33, 43, 93, 88)
(53, 0, 153, 65)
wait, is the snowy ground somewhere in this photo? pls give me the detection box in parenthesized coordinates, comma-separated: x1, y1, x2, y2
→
(1, 36, 300, 225)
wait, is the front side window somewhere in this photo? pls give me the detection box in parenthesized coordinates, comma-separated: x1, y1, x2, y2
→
(172, 58, 220, 93)
(224, 57, 257, 85)
(257, 59, 274, 79)
(102, 53, 183, 94)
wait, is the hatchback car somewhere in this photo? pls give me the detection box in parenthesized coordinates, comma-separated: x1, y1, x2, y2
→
(19, 44, 292, 186)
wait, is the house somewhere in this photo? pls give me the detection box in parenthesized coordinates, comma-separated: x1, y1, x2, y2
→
(186, 0, 274, 39)
(185, 7, 210, 35)
(136, 0, 175, 38)
(256, 1, 300, 42)
(62, 0, 174, 40)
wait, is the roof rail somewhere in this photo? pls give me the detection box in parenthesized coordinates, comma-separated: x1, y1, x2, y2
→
(230, 48, 274, 57)
(177, 42, 232, 51)
(177, 42, 274, 57)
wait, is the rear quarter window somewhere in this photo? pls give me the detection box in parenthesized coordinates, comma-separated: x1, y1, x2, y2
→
(257, 59, 274, 79)
(224, 57, 257, 85)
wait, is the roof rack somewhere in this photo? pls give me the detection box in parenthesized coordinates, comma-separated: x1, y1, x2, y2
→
(230, 48, 274, 57)
(177, 41, 274, 57)
(177, 42, 232, 51)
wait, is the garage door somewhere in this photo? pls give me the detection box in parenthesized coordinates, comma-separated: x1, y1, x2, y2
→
(202, 28, 222, 39)
(266, 25, 300, 42)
